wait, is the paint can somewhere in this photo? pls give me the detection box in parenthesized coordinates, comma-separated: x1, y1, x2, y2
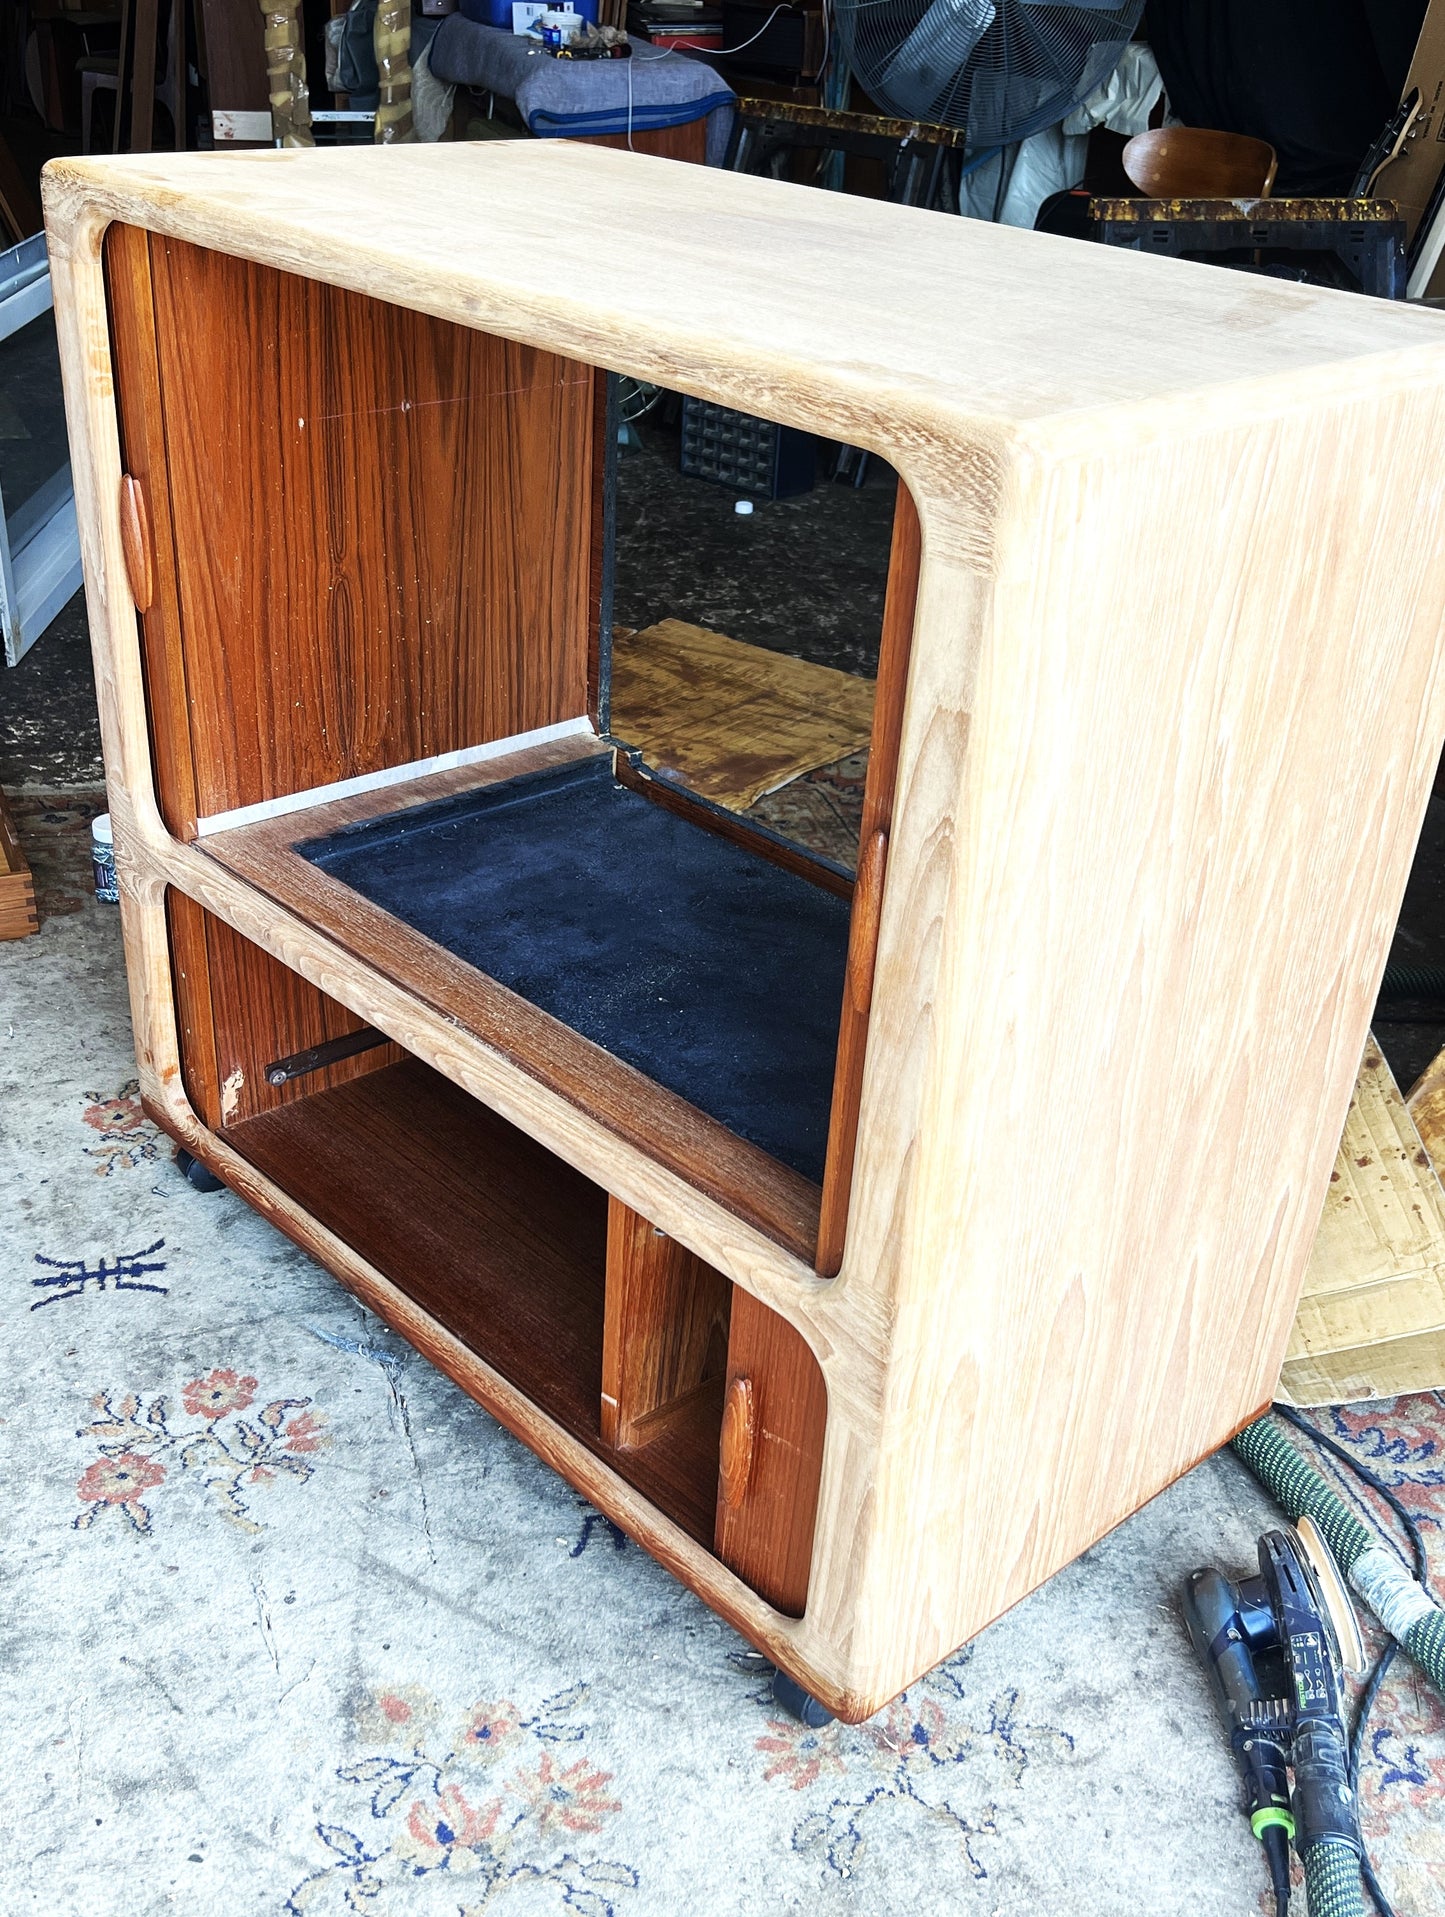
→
(91, 812, 119, 903)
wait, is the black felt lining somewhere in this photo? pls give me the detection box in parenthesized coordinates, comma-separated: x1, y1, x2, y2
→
(297, 758, 850, 1183)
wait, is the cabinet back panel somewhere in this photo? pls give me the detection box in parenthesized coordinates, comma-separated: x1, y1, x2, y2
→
(131, 232, 593, 820)
(167, 892, 403, 1129)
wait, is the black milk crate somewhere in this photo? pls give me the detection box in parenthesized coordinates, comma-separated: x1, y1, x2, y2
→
(679, 397, 815, 498)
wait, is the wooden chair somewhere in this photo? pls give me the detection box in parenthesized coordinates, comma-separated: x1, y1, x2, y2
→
(1123, 126, 1277, 199)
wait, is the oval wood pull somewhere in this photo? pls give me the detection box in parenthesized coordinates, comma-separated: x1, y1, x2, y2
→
(118, 473, 154, 613)
(847, 827, 889, 1017)
(719, 1374, 756, 1509)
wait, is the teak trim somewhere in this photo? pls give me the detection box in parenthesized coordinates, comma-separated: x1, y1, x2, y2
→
(816, 484, 920, 1276)
(197, 736, 825, 1264)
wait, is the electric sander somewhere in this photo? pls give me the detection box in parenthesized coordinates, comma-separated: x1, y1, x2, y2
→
(1184, 1516, 1368, 1917)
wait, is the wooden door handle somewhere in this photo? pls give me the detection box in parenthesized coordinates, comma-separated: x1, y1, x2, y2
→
(719, 1374, 756, 1508)
(118, 473, 154, 613)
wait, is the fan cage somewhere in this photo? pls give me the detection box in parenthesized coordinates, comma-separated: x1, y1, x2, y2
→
(831, 0, 1143, 146)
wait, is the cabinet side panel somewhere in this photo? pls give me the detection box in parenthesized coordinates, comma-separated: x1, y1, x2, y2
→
(842, 369, 1445, 1696)
(145, 238, 594, 820)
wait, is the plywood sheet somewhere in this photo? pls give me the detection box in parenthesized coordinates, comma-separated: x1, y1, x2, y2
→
(609, 619, 876, 811)
(1282, 1038, 1445, 1405)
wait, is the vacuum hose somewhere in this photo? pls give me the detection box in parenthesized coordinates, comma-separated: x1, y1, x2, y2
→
(1304, 1840, 1368, 1917)
(1232, 1415, 1445, 1700)
(1377, 963, 1445, 1001)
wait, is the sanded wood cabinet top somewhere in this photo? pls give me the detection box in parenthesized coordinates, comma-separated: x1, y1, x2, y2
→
(43, 142, 1445, 454)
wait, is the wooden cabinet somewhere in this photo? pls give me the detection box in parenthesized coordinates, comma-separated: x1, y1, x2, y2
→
(46, 140, 1445, 1720)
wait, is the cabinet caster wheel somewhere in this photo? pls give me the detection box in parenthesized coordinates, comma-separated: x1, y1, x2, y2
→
(175, 1147, 225, 1193)
(771, 1670, 834, 1728)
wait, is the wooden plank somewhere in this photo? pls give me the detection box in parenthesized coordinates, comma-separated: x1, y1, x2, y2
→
(194, 0, 269, 118)
(1283, 1038, 1445, 1404)
(609, 617, 876, 811)
(602, 1197, 730, 1449)
(0, 787, 39, 940)
(41, 142, 1445, 474)
(128, 0, 159, 151)
(143, 236, 594, 821)
(714, 1284, 827, 1617)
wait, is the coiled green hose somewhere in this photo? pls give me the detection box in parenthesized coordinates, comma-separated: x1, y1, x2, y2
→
(1232, 1415, 1445, 1699)
(1378, 963, 1445, 1001)
(1304, 1840, 1367, 1917)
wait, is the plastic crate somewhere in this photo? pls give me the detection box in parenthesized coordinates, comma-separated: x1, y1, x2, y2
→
(679, 397, 815, 498)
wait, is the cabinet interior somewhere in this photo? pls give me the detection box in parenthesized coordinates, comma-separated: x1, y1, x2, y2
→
(104, 219, 918, 1610)
(169, 895, 825, 1611)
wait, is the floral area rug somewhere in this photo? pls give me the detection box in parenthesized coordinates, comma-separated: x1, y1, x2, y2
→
(746, 751, 867, 872)
(2, 796, 1443, 1917)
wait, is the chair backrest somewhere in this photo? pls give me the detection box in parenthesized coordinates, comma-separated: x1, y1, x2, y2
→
(1123, 127, 1278, 199)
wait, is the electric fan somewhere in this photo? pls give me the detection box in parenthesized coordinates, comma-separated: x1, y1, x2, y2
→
(832, 0, 1143, 145)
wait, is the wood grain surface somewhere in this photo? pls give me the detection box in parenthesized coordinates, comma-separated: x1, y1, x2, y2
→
(609, 617, 876, 811)
(715, 1284, 827, 1617)
(0, 787, 38, 940)
(104, 221, 202, 838)
(45, 142, 1445, 502)
(169, 895, 403, 1127)
(602, 1199, 730, 1451)
(231, 1056, 611, 1437)
(112, 226, 594, 824)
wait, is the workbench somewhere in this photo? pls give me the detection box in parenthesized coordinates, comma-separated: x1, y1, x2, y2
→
(42, 141, 1445, 1720)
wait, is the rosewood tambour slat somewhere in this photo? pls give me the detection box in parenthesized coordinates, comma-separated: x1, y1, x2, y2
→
(45, 139, 1445, 1720)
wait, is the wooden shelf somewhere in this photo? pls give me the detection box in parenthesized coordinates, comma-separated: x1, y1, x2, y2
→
(226, 1054, 725, 1546)
(201, 735, 828, 1264)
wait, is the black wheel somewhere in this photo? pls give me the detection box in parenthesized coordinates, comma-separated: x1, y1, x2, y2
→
(175, 1146, 225, 1193)
(771, 1669, 834, 1728)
